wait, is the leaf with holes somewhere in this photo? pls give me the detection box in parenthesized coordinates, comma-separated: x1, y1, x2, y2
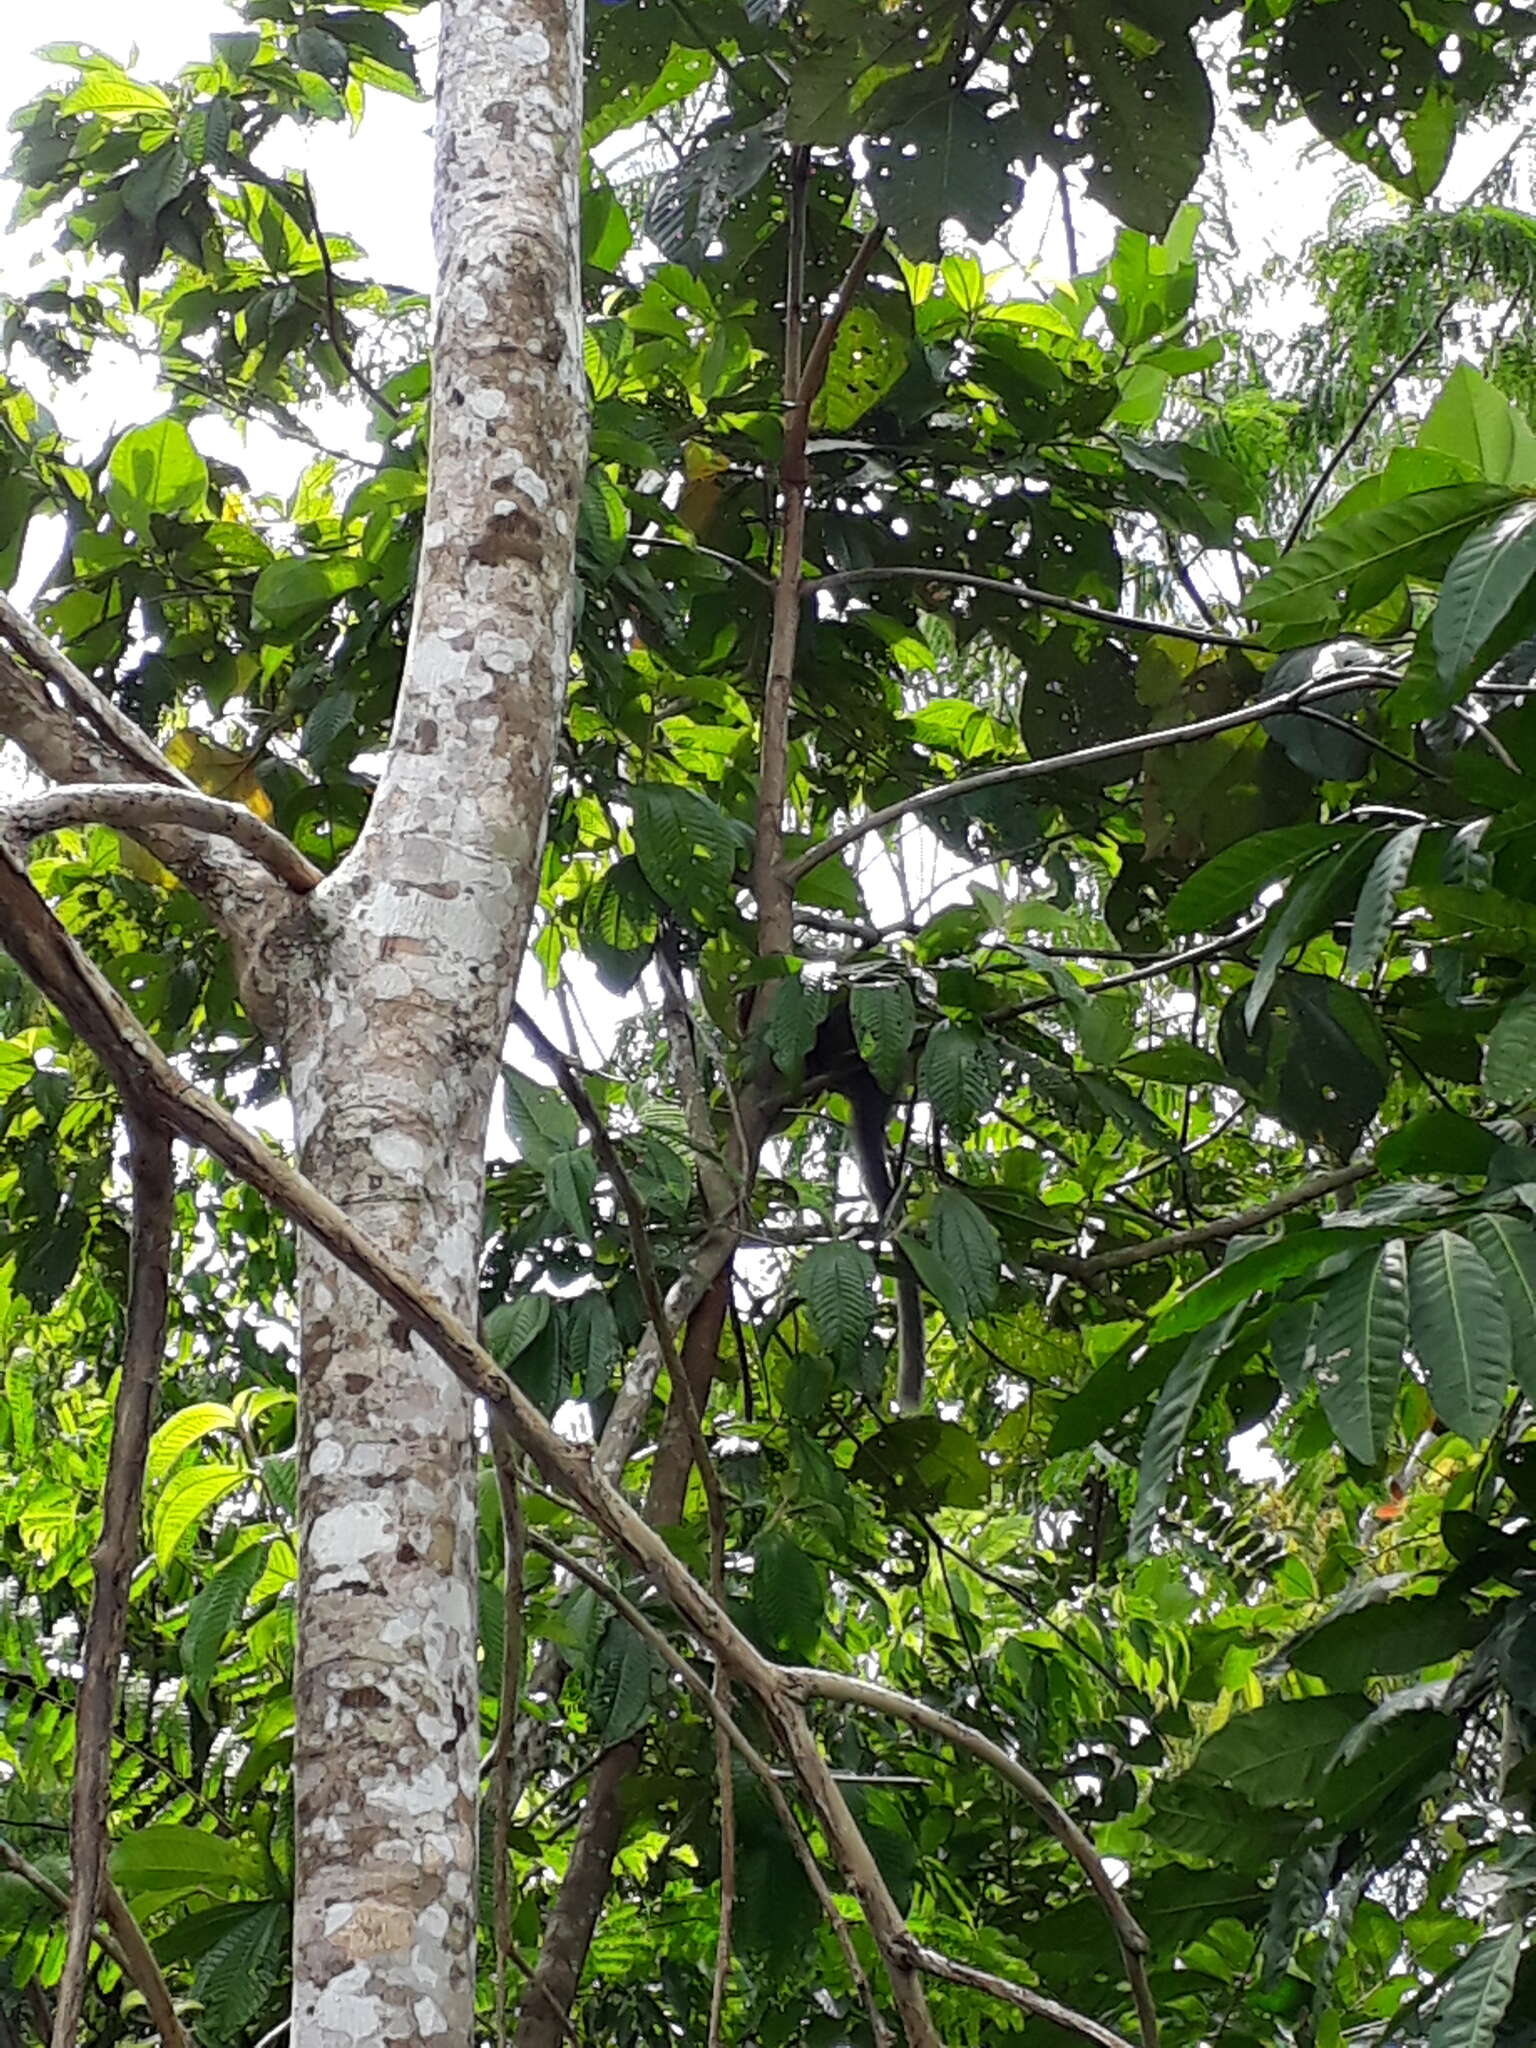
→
(798, 1241, 876, 1360)
(1409, 1230, 1511, 1442)
(631, 783, 736, 910)
(865, 85, 1022, 258)
(1314, 1239, 1408, 1464)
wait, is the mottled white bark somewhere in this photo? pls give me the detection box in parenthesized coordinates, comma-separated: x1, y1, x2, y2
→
(271, 1, 587, 2040)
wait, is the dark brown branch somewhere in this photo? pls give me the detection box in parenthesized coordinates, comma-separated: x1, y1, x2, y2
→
(300, 173, 402, 421)
(52, 1121, 174, 2048)
(804, 565, 1262, 650)
(4, 785, 322, 893)
(0, 596, 191, 793)
(1071, 1163, 1371, 1277)
(755, 226, 886, 960)
(787, 671, 1397, 883)
(896, 1940, 1137, 2048)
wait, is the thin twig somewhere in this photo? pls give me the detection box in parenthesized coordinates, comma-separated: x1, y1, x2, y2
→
(756, 226, 886, 960)
(630, 536, 777, 592)
(955, 0, 1021, 86)
(993, 918, 1264, 1021)
(3, 785, 322, 893)
(52, 1121, 174, 2048)
(896, 1940, 1138, 2048)
(1283, 315, 1445, 550)
(300, 174, 402, 421)
(1068, 1162, 1371, 1277)
(787, 671, 1398, 883)
(804, 565, 1262, 650)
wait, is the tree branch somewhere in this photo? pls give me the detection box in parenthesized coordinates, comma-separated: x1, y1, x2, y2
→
(51, 1121, 174, 2048)
(787, 671, 1397, 884)
(4, 784, 322, 893)
(803, 565, 1262, 650)
(1283, 315, 1444, 551)
(994, 917, 1265, 1021)
(756, 226, 886, 960)
(1069, 1162, 1372, 1277)
(783, 1666, 1156, 2044)
(0, 594, 193, 794)
(528, 1532, 890, 2048)
(896, 1940, 1138, 2048)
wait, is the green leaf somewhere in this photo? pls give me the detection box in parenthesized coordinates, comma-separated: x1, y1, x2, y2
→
(565, 1292, 620, 1401)
(147, 1400, 237, 1482)
(1165, 824, 1343, 934)
(1290, 1587, 1486, 1688)
(1345, 823, 1423, 981)
(631, 783, 735, 909)
(59, 73, 175, 116)
(917, 1022, 997, 1131)
(1076, 990, 1136, 1067)
(1408, 1230, 1511, 1442)
(865, 86, 1022, 257)
(107, 420, 208, 525)
(588, 1617, 658, 1746)
(251, 555, 371, 630)
(811, 303, 911, 432)
(761, 975, 829, 1077)
(1220, 972, 1390, 1159)
(752, 1530, 824, 1660)
(1319, 1699, 1457, 1831)
(1418, 364, 1536, 487)
(484, 1295, 552, 1367)
(110, 1825, 263, 1901)
(798, 1241, 876, 1360)
(897, 1229, 972, 1334)
(851, 1416, 990, 1512)
(183, 1542, 268, 1694)
(152, 1464, 246, 1572)
(192, 1900, 288, 2039)
(1246, 838, 1379, 1031)
(1129, 1309, 1241, 1560)
(850, 982, 916, 1093)
(544, 1148, 597, 1239)
(1426, 1928, 1521, 2048)
(1483, 991, 1536, 1105)
(1465, 1215, 1536, 1401)
(501, 1067, 580, 1166)
(1186, 1694, 1367, 1808)
(1245, 484, 1518, 627)
(1314, 1239, 1408, 1464)
(929, 1190, 1001, 1319)
(1433, 501, 1536, 694)
(1376, 1110, 1498, 1177)
(1158, 1230, 1376, 1344)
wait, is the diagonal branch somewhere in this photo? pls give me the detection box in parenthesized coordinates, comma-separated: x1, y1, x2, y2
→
(787, 670, 1398, 883)
(0, 594, 193, 794)
(805, 565, 1260, 649)
(52, 1118, 175, 2048)
(4, 784, 322, 893)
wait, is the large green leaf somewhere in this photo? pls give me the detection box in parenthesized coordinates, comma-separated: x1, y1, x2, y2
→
(183, 1541, 268, 1693)
(1219, 972, 1391, 1159)
(152, 1464, 247, 1572)
(110, 1826, 264, 1901)
(1408, 1230, 1511, 1442)
(865, 84, 1022, 256)
(850, 981, 917, 1093)
(1344, 823, 1423, 982)
(1483, 991, 1536, 1105)
(1432, 500, 1536, 695)
(1183, 1695, 1368, 1808)
(1128, 1309, 1242, 1560)
(1426, 1928, 1522, 2048)
(106, 418, 209, 525)
(752, 1530, 825, 1660)
(1418, 364, 1536, 488)
(1165, 824, 1346, 935)
(1245, 484, 1517, 627)
(917, 1022, 999, 1131)
(631, 783, 736, 910)
(1314, 1238, 1409, 1463)
(1465, 1214, 1536, 1399)
(798, 1241, 876, 1359)
(1158, 1230, 1377, 1344)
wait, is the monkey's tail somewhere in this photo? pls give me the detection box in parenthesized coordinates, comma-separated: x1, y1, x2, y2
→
(894, 1250, 925, 1413)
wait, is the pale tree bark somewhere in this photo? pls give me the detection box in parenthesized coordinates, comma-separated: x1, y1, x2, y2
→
(249, 2, 587, 2041)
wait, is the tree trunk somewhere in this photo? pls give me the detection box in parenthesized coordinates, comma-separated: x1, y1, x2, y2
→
(279, 0, 587, 2039)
